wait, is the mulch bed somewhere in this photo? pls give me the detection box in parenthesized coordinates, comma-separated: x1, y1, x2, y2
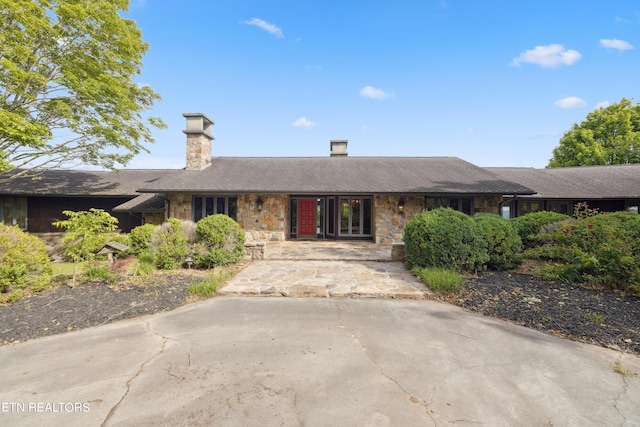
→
(437, 271, 640, 355)
(1, 269, 639, 355)
(0, 271, 209, 345)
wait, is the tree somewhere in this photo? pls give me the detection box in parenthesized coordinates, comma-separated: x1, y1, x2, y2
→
(53, 208, 119, 286)
(0, 0, 166, 180)
(548, 98, 640, 167)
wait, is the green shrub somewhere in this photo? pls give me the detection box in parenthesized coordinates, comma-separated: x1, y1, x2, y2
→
(413, 267, 464, 294)
(194, 215, 245, 268)
(151, 218, 189, 270)
(527, 212, 640, 292)
(0, 225, 52, 300)
(511, 211, 570, 248)
(474, 214, 522, 270)
(129, 224, 156, 255)
(403, 208, 488, 271)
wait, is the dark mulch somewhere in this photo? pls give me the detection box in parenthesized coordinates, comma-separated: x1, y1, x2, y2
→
(0, 271, 209, 345)
(441, 271, 640, 355)
(1, 268, 639, 356)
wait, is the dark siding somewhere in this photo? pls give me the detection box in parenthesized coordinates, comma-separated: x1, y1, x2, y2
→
(27, 197, 143, 232)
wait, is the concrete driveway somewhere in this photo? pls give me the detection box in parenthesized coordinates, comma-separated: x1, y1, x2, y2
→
(1, 297, 639, 426)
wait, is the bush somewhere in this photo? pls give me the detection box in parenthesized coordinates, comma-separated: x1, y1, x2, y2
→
(194, 215, 246, 267)
(151, 218, 189, 270)
(526, 212, 640, 292)
(413, 267, 464, 294)
(129, 224, 156, 255)
(474, 215, 522, 270)
(403, 208, 488, 271)
(511, 211, 570, 248)
(0, 225, 52, 301)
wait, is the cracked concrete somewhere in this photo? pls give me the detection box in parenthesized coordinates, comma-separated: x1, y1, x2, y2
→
(1, 298, 639, 426)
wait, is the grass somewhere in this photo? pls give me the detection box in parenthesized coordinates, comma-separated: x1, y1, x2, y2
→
(187, 269, 232, 298)
(613, 361, 634, 377)
(51, 262, 76, 276)
(584, 310, 605, 324)
(413, 267, 465, 294)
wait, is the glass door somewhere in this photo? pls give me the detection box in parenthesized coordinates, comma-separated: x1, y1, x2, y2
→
(338, 197, 372, 237)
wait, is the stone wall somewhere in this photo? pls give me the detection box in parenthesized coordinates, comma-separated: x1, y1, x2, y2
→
(237, 194, 288, 242)
(374, 195, 423, 245)
(167, 194, 192, 221)
(142, 211, 166, 225)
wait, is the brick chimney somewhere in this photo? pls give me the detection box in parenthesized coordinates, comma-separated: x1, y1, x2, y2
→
(330, 140, 348, 157)
(183, 113, 214, 170)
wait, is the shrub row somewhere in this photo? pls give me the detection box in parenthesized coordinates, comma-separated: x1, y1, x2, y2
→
(133, 214, 245, 270)
(404, 208, 640, 293)
(404, 208, 521, 272)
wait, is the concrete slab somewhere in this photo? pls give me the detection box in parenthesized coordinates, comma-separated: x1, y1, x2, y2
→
(0, 298, 639, 426)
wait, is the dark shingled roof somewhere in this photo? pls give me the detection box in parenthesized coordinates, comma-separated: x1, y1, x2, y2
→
(112, 193, 166, 212)
(0, 169, 171, 197)
(138, 157, 534, 195)
(487, 164, 640, 199)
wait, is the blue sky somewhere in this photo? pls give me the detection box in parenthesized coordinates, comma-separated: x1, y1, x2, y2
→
(124, 0, 640, 169)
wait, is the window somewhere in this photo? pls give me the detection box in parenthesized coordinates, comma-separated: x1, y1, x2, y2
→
(0, 197, 27, 229)
(425, 197, 472, 215)
(547, 201, 571, 215)
(518, 201, 542, 215)
(192, 196, 237, 221)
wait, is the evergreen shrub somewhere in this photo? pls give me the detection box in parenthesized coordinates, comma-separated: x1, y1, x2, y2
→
(194, 214, 245, 267)
(474, 214, 522, 270)
(403, 208, 488, 271)
(0, 225, 52, 301)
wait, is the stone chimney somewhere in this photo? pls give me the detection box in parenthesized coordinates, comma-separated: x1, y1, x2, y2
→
(183, 113, 214, 170)
(330, 140, 348, 157)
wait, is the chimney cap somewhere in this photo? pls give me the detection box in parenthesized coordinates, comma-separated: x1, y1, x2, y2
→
(330, 139, 348, 157)
(183, 113, 214, 140)
(182, 112, 215, 125)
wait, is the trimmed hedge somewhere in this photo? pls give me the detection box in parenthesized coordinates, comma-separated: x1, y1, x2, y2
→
(474, 214, 522, 270)
(151, 218, 189, 270)
(403, 208, 488, 271)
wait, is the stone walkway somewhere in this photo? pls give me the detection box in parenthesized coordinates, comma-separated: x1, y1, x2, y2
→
(219, 241, 428, 299)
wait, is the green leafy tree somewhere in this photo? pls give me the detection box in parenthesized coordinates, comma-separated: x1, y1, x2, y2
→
(53, 208, 119, 286)
(548, 98, 640, 167)
(0, 0, 166, 179)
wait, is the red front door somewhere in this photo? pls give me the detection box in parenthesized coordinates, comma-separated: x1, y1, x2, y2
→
(298, 199, 317, 238)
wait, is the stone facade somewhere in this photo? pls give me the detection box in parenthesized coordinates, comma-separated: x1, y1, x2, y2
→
(142, 211, 166, 225)
(374, 195, 424, 244)
(237, 194, 288, 242)
(167, 193, 192, 221)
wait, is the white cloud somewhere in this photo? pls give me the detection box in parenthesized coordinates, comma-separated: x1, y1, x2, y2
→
(359, 85, 391, 100)
(243, 18, 284, 38)
(615, 16, 630, 24)
(595, 101, 610, 109)
(292, 117, 317, 128)
(555, 97, 586, 109)
(511, 44, 581, 68)
(600, 38, 634, 51)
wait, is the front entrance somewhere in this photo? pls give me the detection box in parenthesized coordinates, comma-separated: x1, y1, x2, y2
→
(289, 196, 373, 240)
(298, 199, 317, 238)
